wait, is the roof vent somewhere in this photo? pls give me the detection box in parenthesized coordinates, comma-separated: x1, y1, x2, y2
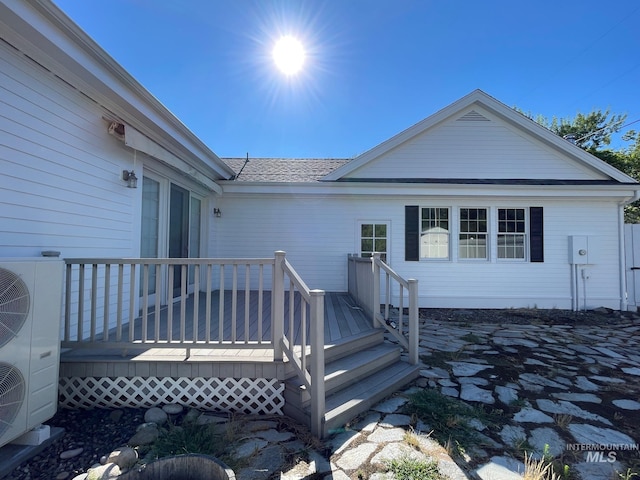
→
(457, 110, 490, 122)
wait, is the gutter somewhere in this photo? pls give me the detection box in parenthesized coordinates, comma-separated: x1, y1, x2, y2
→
(618, 189, 640, 310)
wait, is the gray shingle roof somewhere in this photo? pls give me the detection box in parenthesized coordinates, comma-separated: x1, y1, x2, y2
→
(222, 158, 351, 182)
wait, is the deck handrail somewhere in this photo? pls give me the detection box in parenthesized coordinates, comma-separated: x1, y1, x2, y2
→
(63, 255, 279, 352)
(347, 253, 419, 365)
(276, 252, 325, 437)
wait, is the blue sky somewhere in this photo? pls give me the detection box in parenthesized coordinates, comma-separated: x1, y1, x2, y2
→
(53, 0, 640, 158)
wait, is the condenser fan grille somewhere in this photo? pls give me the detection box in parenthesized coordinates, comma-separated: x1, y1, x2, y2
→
(0, 363, 26, 438)
(0, 268, 30, 349)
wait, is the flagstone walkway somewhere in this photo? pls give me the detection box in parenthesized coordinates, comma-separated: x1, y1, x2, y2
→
(283, 308, 640, 480)
(410, 309, 640, 479)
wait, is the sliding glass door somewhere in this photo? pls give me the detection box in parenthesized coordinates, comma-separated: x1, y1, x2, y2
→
(140, 176, 203, 303)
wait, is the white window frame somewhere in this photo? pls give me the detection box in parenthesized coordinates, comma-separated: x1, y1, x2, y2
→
(496, 207, 528, 261)
(458, 207, 489, 261)
(420, 207, 451, 260)
(358, 220, 390, 263)
(139, 165, 208, 302)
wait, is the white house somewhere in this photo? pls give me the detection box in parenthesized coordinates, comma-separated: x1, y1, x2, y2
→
(2, 0, 638, 313)
(218, 93, 640, 311)
(2, 0, 640, 445)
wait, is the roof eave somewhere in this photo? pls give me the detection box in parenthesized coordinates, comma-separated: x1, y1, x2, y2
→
(1, 0, 236, 183)
(220, 179, 640, 199)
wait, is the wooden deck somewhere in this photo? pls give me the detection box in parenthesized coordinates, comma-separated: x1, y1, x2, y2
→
(60, 291, 373, 363)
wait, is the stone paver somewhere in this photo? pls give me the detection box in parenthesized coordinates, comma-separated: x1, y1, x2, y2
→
(119, 311, 640, 480)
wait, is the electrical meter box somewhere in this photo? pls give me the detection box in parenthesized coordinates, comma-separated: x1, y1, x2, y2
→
(568, 235, 595, 264)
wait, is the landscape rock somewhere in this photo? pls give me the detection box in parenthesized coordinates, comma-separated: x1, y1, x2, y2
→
(528, 427, 564, 459)
(161, 403, 183, 415)
(612, 399, 640, 410)
(86, 463, 121, 480)
(475, 456, 525, 480)
(143, 407, 168, 425)
(60, 448, 84, 460)
(127, 424, 159, 446)
(460, 384, 494, 404)
(106, 447, 138, 470)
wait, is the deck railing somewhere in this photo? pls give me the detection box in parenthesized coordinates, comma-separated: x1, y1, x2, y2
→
(275, 252, 325, 436)
(63, 257, 276, 351)
(347, 253, 419, 365)
(62, 251, 326, 436)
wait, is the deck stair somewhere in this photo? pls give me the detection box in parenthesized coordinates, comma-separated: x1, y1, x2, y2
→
(283, 328, 421, 437)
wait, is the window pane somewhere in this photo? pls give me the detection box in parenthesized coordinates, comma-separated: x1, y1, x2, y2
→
(459, 235, 487, 259)
(498, 234, 525, 259)
(361, 222, 388, 260)
(188, 197, 201, 283)
(459, 208, 488, 259)
(497, 209, 526, 260)
(140, 177, 159, 295)
(421, 207, 450, 259)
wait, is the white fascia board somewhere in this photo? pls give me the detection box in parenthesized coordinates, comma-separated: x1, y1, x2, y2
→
(0, 0, 235, 184)
(474, 92, 639, 184)
(124, 126, 221, 193)
(219, 181, 640, 200)
(323, 89, 637, 184)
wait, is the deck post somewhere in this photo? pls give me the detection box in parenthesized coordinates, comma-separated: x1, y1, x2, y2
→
(309, 289, 325, 438)
(408, 279, 419, 365)
(372, 253, 381, 328)
(272, 251, 285, 361)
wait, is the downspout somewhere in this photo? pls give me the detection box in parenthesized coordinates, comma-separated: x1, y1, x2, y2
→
(619, 190, 640, 311)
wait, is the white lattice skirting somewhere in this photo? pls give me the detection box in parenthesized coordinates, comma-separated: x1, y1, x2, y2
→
(59, 377, 285, 415)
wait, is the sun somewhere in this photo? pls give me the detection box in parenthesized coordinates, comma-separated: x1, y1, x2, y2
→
(272, 36, 305, 75)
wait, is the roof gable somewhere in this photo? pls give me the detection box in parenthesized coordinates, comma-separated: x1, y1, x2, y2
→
(323, 90, 636, 184)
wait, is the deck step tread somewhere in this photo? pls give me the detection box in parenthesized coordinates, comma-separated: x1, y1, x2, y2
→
(322, 329, 385, 362)
(323, 361, 420, 434)
(285, 342, 402, 404)
(325, 343, 401, 380)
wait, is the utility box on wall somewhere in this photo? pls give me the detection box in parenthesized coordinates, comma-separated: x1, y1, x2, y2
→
(568, 235, 596, 264)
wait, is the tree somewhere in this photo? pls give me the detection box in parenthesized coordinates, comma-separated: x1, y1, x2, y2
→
(516, 108, 640, 222)
(516, 108, 627, 151)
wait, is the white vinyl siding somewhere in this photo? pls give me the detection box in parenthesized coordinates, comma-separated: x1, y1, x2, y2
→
(0, 40, 139, 258)
(213, 194, 622, 310)
(345, 108, 608, 181)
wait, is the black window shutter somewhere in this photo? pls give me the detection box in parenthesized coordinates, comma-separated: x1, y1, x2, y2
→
(530, 207, 544, 262)
(405, 206, 419, 261)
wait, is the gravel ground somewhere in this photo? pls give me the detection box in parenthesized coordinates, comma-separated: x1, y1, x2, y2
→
(5, 408, 143, 480)
(420, 306, 638, 325)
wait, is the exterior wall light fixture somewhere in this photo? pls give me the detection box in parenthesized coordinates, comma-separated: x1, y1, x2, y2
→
(122, 170, 138, 188)
(213, 208, 222, 218)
